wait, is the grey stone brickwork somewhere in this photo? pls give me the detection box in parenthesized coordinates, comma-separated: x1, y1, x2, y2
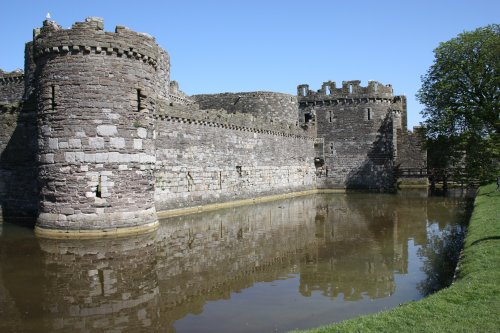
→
(0, 70, 38, 223)
(298, 81, 419, 191)
(396, 126, 427, 169)
(32, 17, 169, 230)
(297, 81, 395, 190)
(154, 103, 315, 211)
(0, 70, 24, 104)
(0, 17, 426, 232)
(193, 91, 299, 126)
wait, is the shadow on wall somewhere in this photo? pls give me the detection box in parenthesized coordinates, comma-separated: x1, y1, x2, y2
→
(0, 102, 38, 226)
(345, 114, 395, 191)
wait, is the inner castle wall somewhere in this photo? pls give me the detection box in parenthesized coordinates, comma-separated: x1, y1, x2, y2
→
(0, 17, 425, 234)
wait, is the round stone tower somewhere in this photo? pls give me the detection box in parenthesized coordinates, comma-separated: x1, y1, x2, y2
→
(32, 17, 170, 236)
(297, 80, 397, 190)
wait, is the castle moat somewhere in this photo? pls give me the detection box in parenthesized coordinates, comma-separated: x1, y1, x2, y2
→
(0, 190, 471, 333)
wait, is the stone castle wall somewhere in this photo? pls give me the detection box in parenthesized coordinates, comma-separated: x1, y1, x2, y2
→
(154, 103, 316, 211)
(396, 126, 428, 185)
(0, 71, 24, 104)
(0, 17, 426, 232)
(0, 69, 38, 222)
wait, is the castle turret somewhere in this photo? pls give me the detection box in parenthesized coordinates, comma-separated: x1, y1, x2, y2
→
(32, 17, 169, 236)
(298, 80, 398, 190)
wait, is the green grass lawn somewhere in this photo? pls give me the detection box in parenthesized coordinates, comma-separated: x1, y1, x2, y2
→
(292, 183, 500, 333)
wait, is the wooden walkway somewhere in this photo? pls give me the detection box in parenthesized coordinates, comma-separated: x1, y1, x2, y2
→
(395, 167, 476, 188)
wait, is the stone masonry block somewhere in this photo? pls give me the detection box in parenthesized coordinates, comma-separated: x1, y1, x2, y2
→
(48, 138, 59, 149)
(133, 139, 143, 149)
(110, 137, 125, 149)
(65, 152, 76, 163)
(137, 127, 147, 138)
(88, 137, 105, 149)
(68, 138, 82, 148)
(97, 125, 118, 137)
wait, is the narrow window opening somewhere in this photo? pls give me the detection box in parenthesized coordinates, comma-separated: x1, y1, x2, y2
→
(51, 85, 55, 111)
(219, 171, 222, 189)
(137, 89, 141, 112)
(304, 113, 313, 123)
(325, 86, 331, 95)
(187, 171, 193, 192)
(236, 166, 242, 177)
(328, 110, 332, 123)
(330, 143, 334, 155)
(367, 108, 372, 120)
(374, 83, 378, 93)
(96, 175, 102, 198)
(302, 87, 306, 96)
(349, 84, 353, 94)
(98, 269, 105, 296)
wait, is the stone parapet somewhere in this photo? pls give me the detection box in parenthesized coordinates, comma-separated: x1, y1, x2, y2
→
(158, 102, 314, 139)
(32, 18, 167, 70)
(298, 80, 394, 101)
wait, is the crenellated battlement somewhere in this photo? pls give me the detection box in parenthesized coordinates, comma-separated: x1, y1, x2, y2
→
(0, 70, 24, 85)
(168, 81, 194, 105)
(0, 69, 25, 104)
(157, 100, 313, 139)
(297, 80, 394, 101)
(32, 17, 167, 70)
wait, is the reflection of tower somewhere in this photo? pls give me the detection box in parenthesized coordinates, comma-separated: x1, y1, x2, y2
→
(31, 17, 170, 234)
(38, 232, 160, 332)
(298, 195, 401, 300)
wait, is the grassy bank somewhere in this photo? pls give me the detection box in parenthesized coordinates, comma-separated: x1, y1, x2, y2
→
(293, 183, 500, 333)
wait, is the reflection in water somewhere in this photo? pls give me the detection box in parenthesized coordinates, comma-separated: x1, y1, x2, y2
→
(417, 223, 466, 296)
(38, 234, 160, 332)
(0, 190, 469, 333)
(0, 231, 160, 332)
(417, 194, 472, 296)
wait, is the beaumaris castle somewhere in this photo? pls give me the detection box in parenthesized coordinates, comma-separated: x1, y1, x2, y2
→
(0, 17, 426, 236)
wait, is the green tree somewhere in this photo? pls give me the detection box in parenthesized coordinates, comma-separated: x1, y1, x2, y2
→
(417, 24, 500, 183)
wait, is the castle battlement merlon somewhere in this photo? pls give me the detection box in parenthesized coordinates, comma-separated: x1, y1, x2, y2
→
(297, 80, 394, 101)
(0, 70, 24, 85)
(32, 17, 166, 70)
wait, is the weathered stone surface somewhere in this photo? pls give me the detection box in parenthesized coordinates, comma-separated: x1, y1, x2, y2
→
(0, 17, 426, 232)
(297, 81, 425, 191)
(96, 125, 118, 137)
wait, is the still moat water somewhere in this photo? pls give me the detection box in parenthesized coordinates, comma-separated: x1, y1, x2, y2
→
(0, 189, 472, 333)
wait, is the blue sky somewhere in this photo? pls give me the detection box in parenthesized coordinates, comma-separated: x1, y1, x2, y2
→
(1, 0, 498, 128)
